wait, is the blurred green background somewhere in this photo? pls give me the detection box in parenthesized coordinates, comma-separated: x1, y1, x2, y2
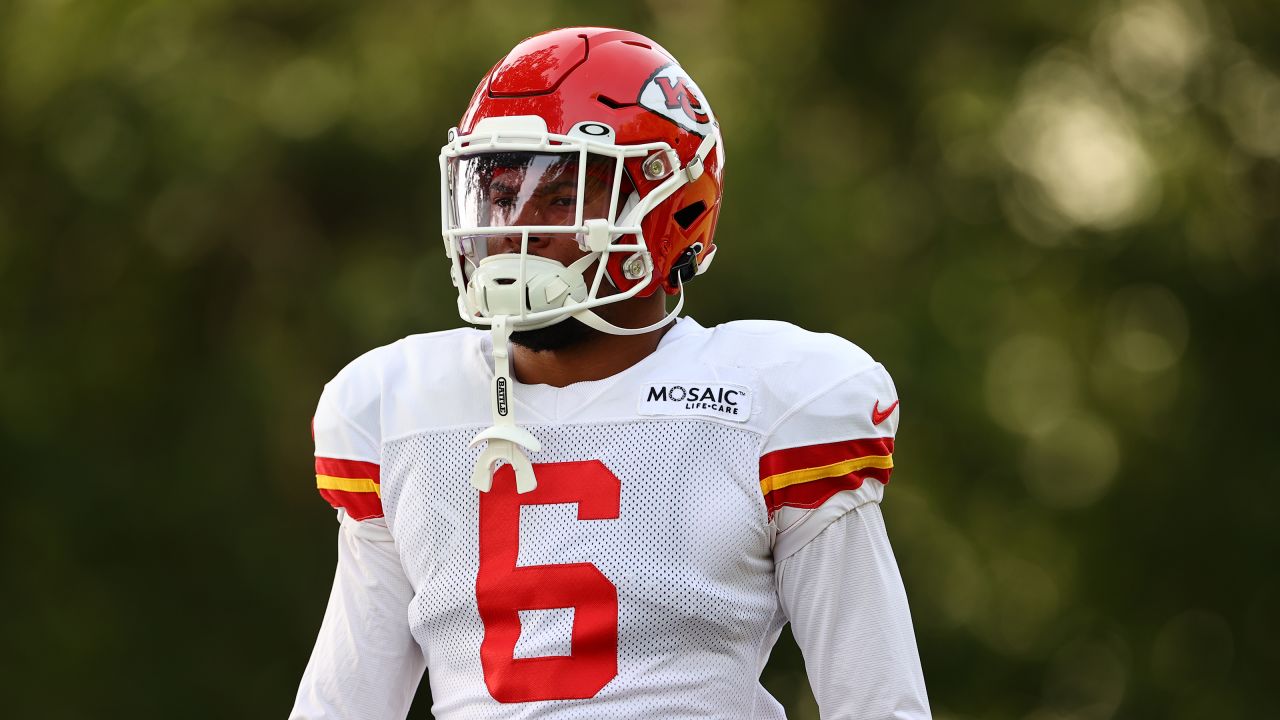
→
(2, 0, 1278, 717)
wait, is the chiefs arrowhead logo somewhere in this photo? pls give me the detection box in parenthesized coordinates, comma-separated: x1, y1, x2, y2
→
(638, 64, 715, 136)
(871, 400, 898, 426)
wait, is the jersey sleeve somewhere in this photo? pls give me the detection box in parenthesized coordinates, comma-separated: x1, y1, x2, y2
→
(776, 503, 931, 718)
(291, 514, 426, 719)
(313, 355, 385, 522)
(295, 349, 426, 717)
(761, 361, 899, 562)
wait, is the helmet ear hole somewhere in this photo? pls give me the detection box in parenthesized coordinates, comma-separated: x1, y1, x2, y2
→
(673, 201, 707, 229)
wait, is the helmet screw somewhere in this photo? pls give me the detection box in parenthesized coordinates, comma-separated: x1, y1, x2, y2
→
(643, 151, 672, 180)
(624, 254, 650, 280)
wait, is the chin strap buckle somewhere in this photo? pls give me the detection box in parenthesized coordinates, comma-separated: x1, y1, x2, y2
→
(667, 242, 703, 287)
(683, 126, 718, 183)
(683, 153, 704, 182)
(468, 316, 540, 493)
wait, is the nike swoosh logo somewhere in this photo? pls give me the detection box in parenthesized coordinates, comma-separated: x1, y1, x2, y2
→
(871, 400, 899, 426)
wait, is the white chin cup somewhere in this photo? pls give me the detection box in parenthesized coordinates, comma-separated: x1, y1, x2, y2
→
(465, 254, 593, 326)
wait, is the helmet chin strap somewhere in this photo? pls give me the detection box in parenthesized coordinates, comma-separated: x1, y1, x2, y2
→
(572, 280, 684, 336)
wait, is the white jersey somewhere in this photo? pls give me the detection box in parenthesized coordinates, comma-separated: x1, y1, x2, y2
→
(293, 318, 930, 719)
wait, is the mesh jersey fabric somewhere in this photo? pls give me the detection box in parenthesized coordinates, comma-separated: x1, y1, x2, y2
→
(384, 422, 786, 719)
(296, 317, 928, 719)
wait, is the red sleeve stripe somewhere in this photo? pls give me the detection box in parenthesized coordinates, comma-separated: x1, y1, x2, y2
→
(315, 456, 382, 521)
(759, 438, 894, 518)
(762, 465, 892, 516)
(759, 437, 893, 480)
(318, 487, 383, 521)
(315, 456, 380, 483)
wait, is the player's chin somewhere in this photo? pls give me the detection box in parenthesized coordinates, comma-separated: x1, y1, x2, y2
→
(509, 316, 597, 352)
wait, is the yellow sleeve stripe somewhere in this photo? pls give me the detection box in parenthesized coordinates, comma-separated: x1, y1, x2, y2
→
(759, 455, 894, 495)
(316, 475, 381, 496)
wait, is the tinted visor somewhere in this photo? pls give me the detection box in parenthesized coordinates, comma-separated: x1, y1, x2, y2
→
(448, 151, 633, 264)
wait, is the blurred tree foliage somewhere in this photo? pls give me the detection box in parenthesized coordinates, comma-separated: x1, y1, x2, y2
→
(2, 0, 1278, 717)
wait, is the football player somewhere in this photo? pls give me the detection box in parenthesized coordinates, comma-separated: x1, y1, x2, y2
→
(292, 27, 931, 719)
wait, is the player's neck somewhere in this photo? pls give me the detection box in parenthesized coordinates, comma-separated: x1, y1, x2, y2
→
(511, 296, 672, 387)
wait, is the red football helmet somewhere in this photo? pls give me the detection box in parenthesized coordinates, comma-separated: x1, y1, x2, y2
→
(440, 27, 724, 334)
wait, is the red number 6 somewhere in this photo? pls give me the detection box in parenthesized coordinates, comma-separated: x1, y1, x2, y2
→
(476, 460, 620, 702)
